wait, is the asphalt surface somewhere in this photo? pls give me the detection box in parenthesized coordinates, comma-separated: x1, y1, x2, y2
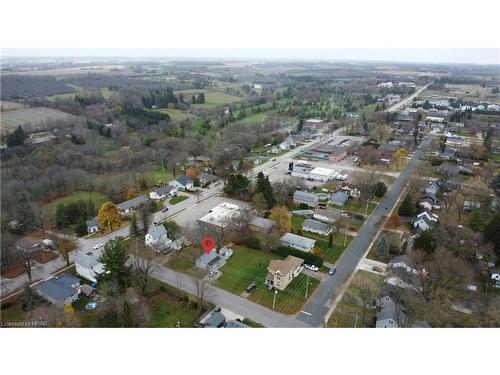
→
(296, 135, 434, 327)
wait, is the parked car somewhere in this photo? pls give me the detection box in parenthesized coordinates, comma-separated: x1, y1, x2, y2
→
(246, 282, 257, 294)
(93, 243, 103, 250)
(304, 264, 319, 272)
(162, 207, 169, 212)
(272, 158, 277, 161)
(329, 267, 337, 275)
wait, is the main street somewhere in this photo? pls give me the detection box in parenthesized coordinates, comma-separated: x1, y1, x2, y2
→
(296, 135, 434, 327)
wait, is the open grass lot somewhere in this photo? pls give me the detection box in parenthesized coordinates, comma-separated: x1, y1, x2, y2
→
(191, 91, 243, 109)
(166, 246, 206, 279)
(155, 108, 197, 121)
(291, 216, 352, 264)
(174, 88, 212, 95)
(169, 194, 189, 205)
(0, 107, 78, 133)
(327, 270, 384, 327)
(249, 273, 319, 315)
(236, 111, 270, 125)
(42, 191, 107, 217)
(341, 199, 377, 216)
(216, 245, 279, 294)
(149, 293, 200, 327)
(146, 168, 174, 185)
(216, 245, 320, 314)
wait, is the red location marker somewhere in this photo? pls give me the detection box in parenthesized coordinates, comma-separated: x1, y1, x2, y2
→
(201, 236, 216, 254)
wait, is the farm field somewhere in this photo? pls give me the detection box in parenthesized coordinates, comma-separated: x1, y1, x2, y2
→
(0, 101, 26, 111)
(0, 107, 78, 133)
(155, 108, 196, 121)
(42, 191, 107, 217)
(191, 91, 243, 109)
(174, 88, 212, 95)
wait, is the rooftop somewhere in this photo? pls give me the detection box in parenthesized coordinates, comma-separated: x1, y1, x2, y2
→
(280, 232, 316, 251)
(268, 255, 304, 276)
(198, 202, 243, 228)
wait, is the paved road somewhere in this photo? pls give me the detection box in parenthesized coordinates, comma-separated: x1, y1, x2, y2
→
(386, 83, 431, 113)
(296, 135, 434, 327)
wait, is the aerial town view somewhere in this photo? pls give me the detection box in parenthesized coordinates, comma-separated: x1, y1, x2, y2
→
(0, 1, 498, 373)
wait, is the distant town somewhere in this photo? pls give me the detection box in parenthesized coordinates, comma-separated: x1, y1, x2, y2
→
(1, 58, 499, 328)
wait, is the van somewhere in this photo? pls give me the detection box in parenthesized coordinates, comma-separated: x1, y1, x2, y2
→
(245, 282, 257, 294)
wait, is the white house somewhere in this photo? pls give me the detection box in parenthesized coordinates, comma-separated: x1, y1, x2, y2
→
(280, 232, 316, 252)
(412, 214, 435, 231)
(86, 217, 99, 234)
(376, 295, 399, 328)
(149, 185, 178, 200)
(75, 251, 105, 283)
(290, 162, 314, 179)
(309, 167, 337, 182)
(169, 176, 194, 191)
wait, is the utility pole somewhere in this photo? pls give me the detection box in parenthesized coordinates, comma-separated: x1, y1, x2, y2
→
(272, 289, 278, 310)
(354, 314, 358, 328)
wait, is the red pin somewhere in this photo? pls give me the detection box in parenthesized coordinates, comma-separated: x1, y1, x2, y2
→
(201, 236, 216, 254)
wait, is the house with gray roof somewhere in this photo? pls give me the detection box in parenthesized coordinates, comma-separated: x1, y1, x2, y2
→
(86, 217, 99, 234)
(376, 294, 400, 328)
(302, 219, 332, 236)
(117, 195, 148, 213)
(293, 190, 318, 207)
(249, 216, 275, 232)
(145, 225, 172, 252)
(75, 251, 105, 283)
(280, 232, 316, 252)
(329, 191, 349, 207)
(225, 320, 249, 328)
(313, 209, 339, 224)
(169, 175, 194, 191)
(149, 185, 178, 200)
(196, 249, 222, 270)
(204, 311, 226, 328)
(37, 273, 81, 305)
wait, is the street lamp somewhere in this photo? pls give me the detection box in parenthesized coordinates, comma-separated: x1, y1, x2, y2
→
(272, 289, 278, 310)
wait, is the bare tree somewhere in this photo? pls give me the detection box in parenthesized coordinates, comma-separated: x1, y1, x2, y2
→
(353, 170, 381, 215)
(130, 240, 160, 296)
(194, 279, 211, 315)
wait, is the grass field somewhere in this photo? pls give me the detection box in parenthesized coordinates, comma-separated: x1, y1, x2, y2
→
(155, 108, 196, 121)
(169, 195, 189, 205)
(166, 246, 206, 279)
(236, 111, 270, 125)
(42, 191, 107, 217)
(174, 88, 212, 95)
(191, 91, 243, 109)
(0, 107, 77, 133)
(340, 199, 377, 216)
(146, 168, 174, 185)
(149, 294, 200, 328)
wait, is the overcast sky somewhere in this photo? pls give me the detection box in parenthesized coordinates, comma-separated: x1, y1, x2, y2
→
(2, 48, 499, 65)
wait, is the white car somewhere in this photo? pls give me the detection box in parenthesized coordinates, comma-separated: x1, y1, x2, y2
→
(304, 264, 319, 272)
(93, 243, 103, 250)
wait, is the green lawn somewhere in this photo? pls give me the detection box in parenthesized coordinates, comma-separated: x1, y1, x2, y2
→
(100, 87, 117, 99)
(146, 168, 174, 186)
(170, 195, 189, 205)
(166, 246, 206, 279)
(248, 273, 319, 315)
(236, 111, 270, 125)
(216, 245, 279, 294)
(149, 295, 200, 328)
(340, 199, 377, 216)
(42, 191, 107, 217)
(291, 215, 352, 264)
(0, 300, 25, 323)
(191, 91, 243, 109)
(152, 108, 196, 121)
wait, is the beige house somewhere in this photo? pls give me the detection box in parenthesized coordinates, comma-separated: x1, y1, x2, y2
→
(266, 255, 304, 291)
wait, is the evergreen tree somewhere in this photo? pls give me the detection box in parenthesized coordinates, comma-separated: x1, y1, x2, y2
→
(376, 234, 389, 259)
(74, 218, 88, 236)
(255, 172, 276, 208)
(413, 231, 436, 254)
(6, 125, 27, 147)
(98, 238, 132, 289)
(469, 208, 484, 231)
(223, 174, 250, 197)
(130, 213, 140, 237)
(55, 203, 67, 229)
(398, 193, 414, 217)
(484, 214, 500, 257)
(140, 207, 151, 234)
(328, 233, 333, 247)
(372, 181, 387, 197)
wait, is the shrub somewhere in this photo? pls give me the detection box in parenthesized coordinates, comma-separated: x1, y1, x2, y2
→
(243, 236, 261, 250)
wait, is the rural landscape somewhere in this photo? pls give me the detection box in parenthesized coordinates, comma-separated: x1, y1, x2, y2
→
(1, 53, 499, 329)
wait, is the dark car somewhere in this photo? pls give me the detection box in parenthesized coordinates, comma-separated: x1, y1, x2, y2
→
(245, 282, 257, 294)
(162, 207, 169, 212)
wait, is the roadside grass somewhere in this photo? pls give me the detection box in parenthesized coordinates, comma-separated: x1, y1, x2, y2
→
(216, 245, 280, 295)
(169, 195, 189, 205)
(248, 273, 319, 315)
(165, 246, 206, 279)
(241, 318, 264, 327)
(42, 191, 107, 217)
(327, 270, 384, 328)
(0, 297, 25, 323)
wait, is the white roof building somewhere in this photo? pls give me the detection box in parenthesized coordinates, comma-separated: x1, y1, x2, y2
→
(309, 167, 337, 182)
(198, 202, 243, 228)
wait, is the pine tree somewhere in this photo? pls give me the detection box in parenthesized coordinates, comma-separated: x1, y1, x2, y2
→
(140, 207, 151, 234)
(484, 214, 500, 256)
(376, 234, 389, 259)
(130, 213, 140, 237)
(74, 218, 88, 236)
(255, 172, 276, 209)
(469, 208, 483, 231)
(98, 239, 132, 289)
(398, 193, 414, 217)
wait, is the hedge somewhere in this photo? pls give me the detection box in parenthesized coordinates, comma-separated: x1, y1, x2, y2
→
(272, 246, 324, 267)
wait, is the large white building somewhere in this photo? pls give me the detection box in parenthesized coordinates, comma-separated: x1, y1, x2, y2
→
(309, 167, 337, 182)
(198, 202, 243, 229)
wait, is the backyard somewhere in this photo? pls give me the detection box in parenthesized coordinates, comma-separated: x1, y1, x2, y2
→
(165, 246, 206, 279)
(42, 191, 107, 217)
